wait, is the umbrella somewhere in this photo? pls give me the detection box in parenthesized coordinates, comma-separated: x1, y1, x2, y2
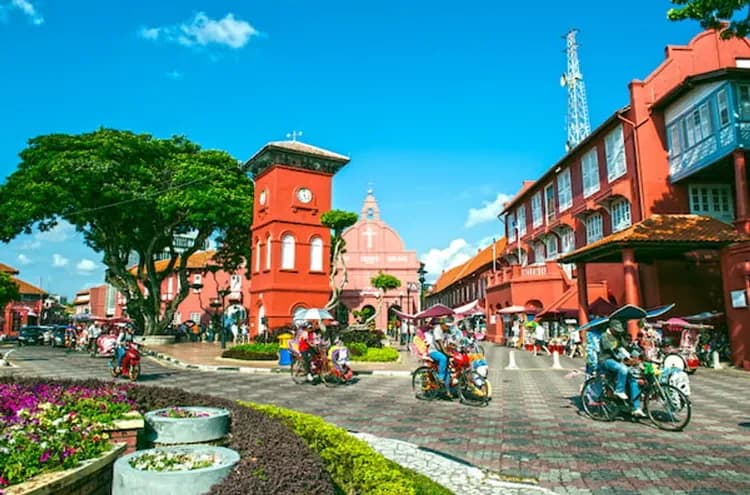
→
(301, 308, 334, 320)
(497, 305, 526, 314)
(414, 304, 454, 319)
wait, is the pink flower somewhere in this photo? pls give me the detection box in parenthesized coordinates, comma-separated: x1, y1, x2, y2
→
(0, 475, 8, 486)
(39, 450, 51, 463)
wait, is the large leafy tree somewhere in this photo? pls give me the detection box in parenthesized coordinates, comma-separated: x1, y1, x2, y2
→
(668, 0, 750, 38)
(320, 209, 358, 311)
(0, 272, 20, 310)
(0, 129, 254, 335)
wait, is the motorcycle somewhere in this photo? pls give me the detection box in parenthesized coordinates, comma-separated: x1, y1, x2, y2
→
(110, 342, 141, 381)
(91, 333, 118, 358)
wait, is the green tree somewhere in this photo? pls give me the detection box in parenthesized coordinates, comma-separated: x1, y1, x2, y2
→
(0, 272, 20, 310)
(668, 0, 750, 38)
(366, 272, 401, 326)
(320, 209, 358, 311)
(0, 129, 254, 335)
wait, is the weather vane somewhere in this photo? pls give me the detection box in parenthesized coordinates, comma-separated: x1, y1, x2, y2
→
(286, 130, 303, 142)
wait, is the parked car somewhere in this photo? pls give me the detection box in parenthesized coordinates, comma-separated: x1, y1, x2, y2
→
(49, 326, 67, 347)
(17, 326, 47, 346)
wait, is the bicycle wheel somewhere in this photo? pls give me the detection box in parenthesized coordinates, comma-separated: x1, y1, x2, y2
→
(321, 362, 339, 388)
(290, 357, 308, 384)
(580, 376, 616, 421)
(412, 366, 439, 400)
(645, 383, 691, 431)
(457, 373, 490, 407)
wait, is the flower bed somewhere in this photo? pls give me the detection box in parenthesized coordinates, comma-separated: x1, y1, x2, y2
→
(128, 449, 219, 471)
(155, 407, 211, 419)
(0, 379, 136, 490)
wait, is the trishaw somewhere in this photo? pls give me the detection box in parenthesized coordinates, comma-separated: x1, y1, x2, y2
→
(578, 303, 692, 431)
(651, 318, 709, 374)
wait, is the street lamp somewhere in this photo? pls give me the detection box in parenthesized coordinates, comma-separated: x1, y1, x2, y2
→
(406, 282, 419, 314)
(216, 287, 231, 349)
(417, 262, 427, 312)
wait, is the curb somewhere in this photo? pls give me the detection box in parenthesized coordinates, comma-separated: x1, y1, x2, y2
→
(143, 348, 413, 377)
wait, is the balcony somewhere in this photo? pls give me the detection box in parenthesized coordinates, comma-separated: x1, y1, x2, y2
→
(486, 261, 569, 288)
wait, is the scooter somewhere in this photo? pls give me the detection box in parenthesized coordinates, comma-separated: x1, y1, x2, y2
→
(110, 342, 141, 381)
(91, 333, 118, 358)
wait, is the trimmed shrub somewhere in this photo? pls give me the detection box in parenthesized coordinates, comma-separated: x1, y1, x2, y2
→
(244, 403, 454, 495)
(350, 347, 400, 362)
(222, 343, 280, 361)
(340, 330, 385, 349)
(347, 342, 368, 357)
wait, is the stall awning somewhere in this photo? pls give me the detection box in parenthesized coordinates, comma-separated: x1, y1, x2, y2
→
(559, 214, 743, 264)
(453, 300, 483, 316)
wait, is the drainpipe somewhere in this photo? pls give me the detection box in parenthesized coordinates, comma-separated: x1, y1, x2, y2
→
(616, 112, 649, 220)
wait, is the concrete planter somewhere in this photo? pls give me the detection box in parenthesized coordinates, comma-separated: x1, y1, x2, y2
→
(6, 443, 126, 495)
(112, 445, 240, 495)
(145, 407, 230, 446)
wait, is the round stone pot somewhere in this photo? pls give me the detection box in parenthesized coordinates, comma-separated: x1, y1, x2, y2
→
(112, 445, 240, 495)
(145, 407, 230, 446)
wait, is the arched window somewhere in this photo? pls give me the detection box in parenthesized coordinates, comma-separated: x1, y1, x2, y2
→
(310, 236, 323, 271)
(585, 213, 603, 243)
(265, 234, 272, 270)
(255, 239, 261, 272)
(533, 243, 545, 264)
(545, 235, 558, 259)
(611, 198, 632, 232)
(281, 234, 295, 269)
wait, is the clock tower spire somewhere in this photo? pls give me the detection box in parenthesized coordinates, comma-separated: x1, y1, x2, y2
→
(245, 139, 350, 334)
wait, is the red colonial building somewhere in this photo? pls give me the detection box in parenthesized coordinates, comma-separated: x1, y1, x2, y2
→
(1, 262, 46, 336)
(486, 29, 750, 369)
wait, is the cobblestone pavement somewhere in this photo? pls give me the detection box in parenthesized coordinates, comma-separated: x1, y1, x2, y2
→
(3, 344, 750, 494)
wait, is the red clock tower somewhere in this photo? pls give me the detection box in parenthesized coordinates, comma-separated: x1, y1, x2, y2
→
(245, 140, 350, 335)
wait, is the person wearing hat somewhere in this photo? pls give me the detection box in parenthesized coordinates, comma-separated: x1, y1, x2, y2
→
(599, 319, 646, 418)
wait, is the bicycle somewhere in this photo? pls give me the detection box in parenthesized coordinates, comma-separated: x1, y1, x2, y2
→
(290, 346, 341, 387)
(580, 360, 691, 431)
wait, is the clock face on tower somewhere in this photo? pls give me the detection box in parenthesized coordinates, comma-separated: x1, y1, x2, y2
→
(296, 187, 313, 203)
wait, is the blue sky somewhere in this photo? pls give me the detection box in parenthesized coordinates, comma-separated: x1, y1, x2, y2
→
(0, 0, 704, 299)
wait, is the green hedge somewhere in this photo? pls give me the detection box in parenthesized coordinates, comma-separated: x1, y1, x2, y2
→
(222, 343, 280, 361)
(243, 403, 453, 495)
(350, 346, 400, 362)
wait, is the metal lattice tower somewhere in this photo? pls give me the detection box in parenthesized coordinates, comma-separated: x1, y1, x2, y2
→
(560, 29, 591, 151)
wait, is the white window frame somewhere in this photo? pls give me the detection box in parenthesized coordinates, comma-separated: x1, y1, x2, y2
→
(230, 274, 241, 292)
(516, 205, 527, 236)
(192, 274, 202, 293)
(166, 277, 173, 299)
(545, 235, 558, 259)
(582, 148, 600, 197)
(560, 227, 575, 253)
(544, 183, 556, 224)
(688, 184, 734, 223)
(717, 88, 730, 127)
(557, 169, 572, 211)
(605, 125, 626, 182)
(739, 84, 750, 120)
(265, 234, 272, 270)
(610, 198, 632, 233)
(189, 312, 200, 322)
(507, 212, 516, 242)
(255, 240, 261, 272)
(531, 192, 543, 228)
(310, 236, 324, 271)
(669, 125, 681, 158)
(585, 213, 603, 244)
(684, 102, 712, 147)
(533, 242, 546, 265)
(281, 234, 295, 270)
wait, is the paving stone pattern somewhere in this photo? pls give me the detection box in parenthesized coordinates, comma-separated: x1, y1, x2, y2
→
(3, 345, 750, 494)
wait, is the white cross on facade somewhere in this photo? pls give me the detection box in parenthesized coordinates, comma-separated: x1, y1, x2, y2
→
(363, 226, 376, 249)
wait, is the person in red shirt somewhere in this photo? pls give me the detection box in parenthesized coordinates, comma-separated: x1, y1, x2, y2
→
(297, 323, 321, 381)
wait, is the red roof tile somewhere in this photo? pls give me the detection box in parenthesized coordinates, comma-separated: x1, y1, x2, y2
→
(0, 263, 19, 275)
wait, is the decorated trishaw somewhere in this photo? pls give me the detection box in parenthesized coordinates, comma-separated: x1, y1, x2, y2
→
(650, 318, 708, 374)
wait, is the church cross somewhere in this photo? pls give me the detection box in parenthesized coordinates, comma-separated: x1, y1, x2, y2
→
(363, 226, 376, 249)
(286, 130, 303, 142)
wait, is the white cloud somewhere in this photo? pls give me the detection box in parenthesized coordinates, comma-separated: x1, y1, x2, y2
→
(76, 259, 98, 273)
(9, 0, 43, 25)
(20, 239, 41, 250)
(52, 254, 69, 267)
(17, 254, 31, 265)
(420, 239, 473, 283)
(35, 222, 75, 243)
(139, 12, 259, 49)
(166, 70, 184, 80)
(464, 192, 512, 228)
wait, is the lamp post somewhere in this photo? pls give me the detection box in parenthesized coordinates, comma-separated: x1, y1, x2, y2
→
(417, 262, 427, 313)
(406, 282, 419, 314)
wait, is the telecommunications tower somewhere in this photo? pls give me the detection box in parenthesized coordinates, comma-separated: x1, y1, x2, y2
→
(560, 29, 591, 151)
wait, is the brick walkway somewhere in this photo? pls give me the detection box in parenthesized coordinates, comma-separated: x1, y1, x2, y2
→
(3, 344, 750, 494)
